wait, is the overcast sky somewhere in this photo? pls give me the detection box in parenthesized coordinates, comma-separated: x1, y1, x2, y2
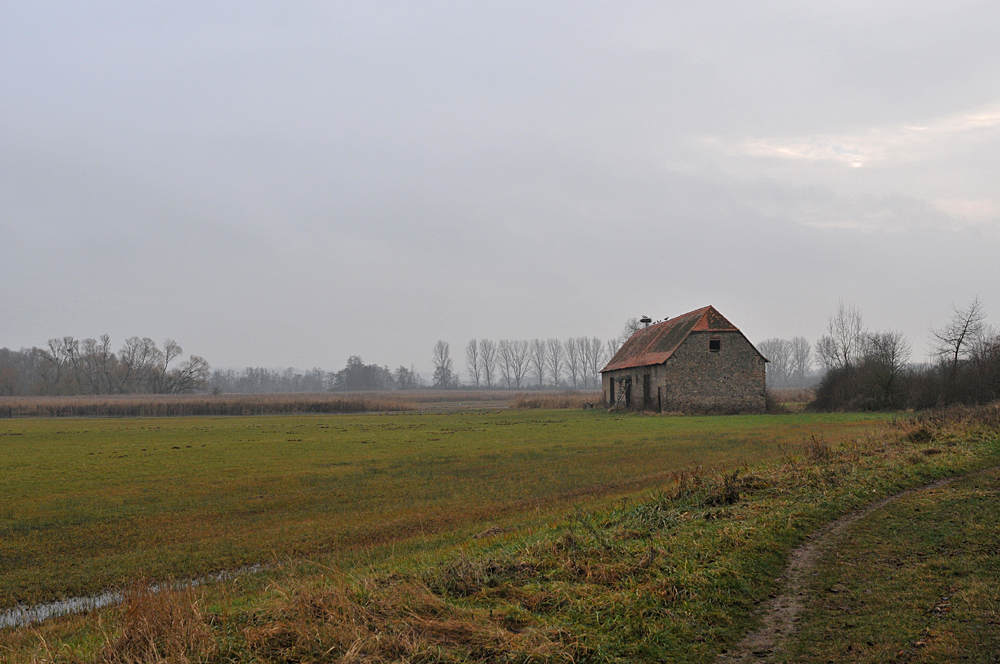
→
(3, 2, 999, 374)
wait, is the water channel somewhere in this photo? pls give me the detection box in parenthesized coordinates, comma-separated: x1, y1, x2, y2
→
(0, 564, 266, 630)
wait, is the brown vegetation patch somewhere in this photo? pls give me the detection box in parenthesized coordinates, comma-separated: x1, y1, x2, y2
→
(509, 392, 601, 409)
(96, 584, 216, 664)
(768, 387, 815, 404)
(0, 393, 415, 418)
(0, 390, 604, 418)
(241, 575, 579, 663)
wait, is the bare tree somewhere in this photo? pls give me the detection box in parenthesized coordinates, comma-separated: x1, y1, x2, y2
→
(478, 338, 497, 388)
(816, 301, 866, 371)
(163, 339, 183, 371)
(758, 338, 793, 387)
(619, 317, 642, 345)
(118, 337, 163, 393)
(577, 337, 592, 388)
(79, 334, 116, 394)
(605, 338, 622, 360)
(546, 338, 564, 387)
(529, 338, 547, 388)
(932, 297, 988, 391)
(41, 336, 82, 393)
(864, 330, 911, 405)
(497, 339, 514, 389)
(432, 340, 456, 388)
(968, 323, 1000, 366)
(790, 336, 812, 386)
(565, 337, 581, 388)
(167, 355, 211, 393)
(510, 340, 531, 389)
(150, 339, 185, 393)
(815, 335, 839, 372)
(586, 336, 606, 387)
(465, 339, 481, 388)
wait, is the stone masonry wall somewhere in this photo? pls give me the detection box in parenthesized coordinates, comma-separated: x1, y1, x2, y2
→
(602, 331, 765, 413)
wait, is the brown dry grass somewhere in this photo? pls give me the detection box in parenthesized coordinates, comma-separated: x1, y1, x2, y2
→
(768, 387, 816, 404)
(63, 574, 578, 664)
(0, 390, 591, 418)
(21, 584, 217, 664)
(96, 585, 215, 664)
(0, 393, 415, 418)
(392, 390, 516, 404)
(242, 574, 579, 663)
(508, 392, 601, 409)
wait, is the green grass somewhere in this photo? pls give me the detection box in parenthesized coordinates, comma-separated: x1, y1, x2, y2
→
(6, 408, 999, 663)
(0, 410, 885, 607)
(778, 466, 1000, 663)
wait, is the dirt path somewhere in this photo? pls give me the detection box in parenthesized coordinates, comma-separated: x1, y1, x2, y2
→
(715, 475, 963, 663)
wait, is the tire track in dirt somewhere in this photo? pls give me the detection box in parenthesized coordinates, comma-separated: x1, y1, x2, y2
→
(714, 471, 989, 662)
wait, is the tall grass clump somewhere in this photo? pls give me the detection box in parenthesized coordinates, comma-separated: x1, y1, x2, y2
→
(96, 584, 216, 664)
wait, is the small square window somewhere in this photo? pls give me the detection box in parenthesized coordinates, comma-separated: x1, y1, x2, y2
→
(709, 338, 721, 352)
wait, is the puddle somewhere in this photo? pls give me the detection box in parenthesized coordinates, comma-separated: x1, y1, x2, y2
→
(0, 564, 266, 630)
(0, 591, 123, 629)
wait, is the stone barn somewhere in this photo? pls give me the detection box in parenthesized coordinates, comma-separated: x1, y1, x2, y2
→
(600, 306, 767, 413)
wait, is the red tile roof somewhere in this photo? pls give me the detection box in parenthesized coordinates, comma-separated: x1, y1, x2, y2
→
(601, 306, 749, 372)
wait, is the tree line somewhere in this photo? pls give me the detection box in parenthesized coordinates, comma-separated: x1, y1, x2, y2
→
(810, 299, 1000, 410)
(17, 305, 994, 408)
(429, 336, 624, 390)
(208, 357, 426, 394)
(0, 336, 210, 396)
(215, 332, 627, 395)
(757, 337, 815, 388)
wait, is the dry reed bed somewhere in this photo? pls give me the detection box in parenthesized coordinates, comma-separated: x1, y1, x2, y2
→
(0, 390, 602, 418)
(509, 392, 601, 409)
(390, 390, 522, 404)
(0, 393, 416, 418)
(769, 387, 816, 403)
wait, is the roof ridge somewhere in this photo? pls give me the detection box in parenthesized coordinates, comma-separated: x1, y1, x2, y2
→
(600, 305, 742, 373)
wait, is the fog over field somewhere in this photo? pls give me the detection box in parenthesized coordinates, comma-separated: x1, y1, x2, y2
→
(3, 2, 999, 372)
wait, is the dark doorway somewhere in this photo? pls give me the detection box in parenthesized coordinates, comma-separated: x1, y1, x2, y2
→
(657, 386, 662, 412)
(624, 377, 632, 408)
(643, 373, 651, 409)
(609, 379, 615, 405)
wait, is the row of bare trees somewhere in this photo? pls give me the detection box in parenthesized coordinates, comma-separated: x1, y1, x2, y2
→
(0, 336, 210, 396)
(459, 337, 619, 389)
(757, 337, 813, 387)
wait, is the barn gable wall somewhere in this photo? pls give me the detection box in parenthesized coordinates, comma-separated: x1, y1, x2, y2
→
(602, 331, 765, 413)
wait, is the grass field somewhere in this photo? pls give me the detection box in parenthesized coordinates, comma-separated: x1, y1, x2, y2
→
(1, 410, 883, 608)
(779, 466, 1000, 663)
(3, 407, 998, 663)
